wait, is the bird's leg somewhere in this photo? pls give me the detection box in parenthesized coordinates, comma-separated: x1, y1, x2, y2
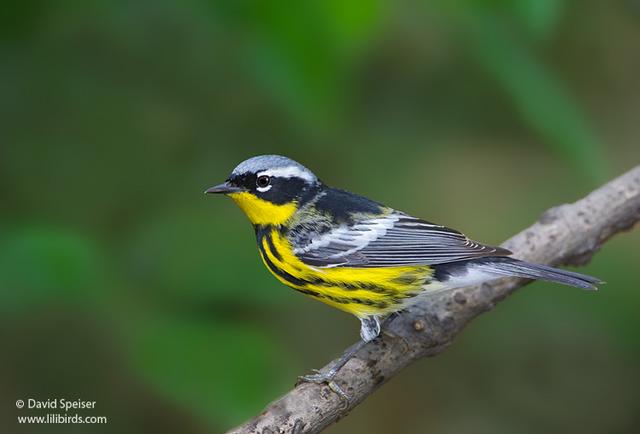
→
(296, 340, 366, 405)
(297, 340, 366, 386)
(297, 316, 383, 401)
(359, 315, 381, 342)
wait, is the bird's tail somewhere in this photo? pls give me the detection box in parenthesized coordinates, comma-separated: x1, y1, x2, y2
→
(473, 257, 601, 290)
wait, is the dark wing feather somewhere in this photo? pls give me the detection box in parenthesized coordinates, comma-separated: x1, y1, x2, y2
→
(294, 213, 511, 268)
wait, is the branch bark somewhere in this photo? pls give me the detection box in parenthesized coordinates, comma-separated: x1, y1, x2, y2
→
(230, 166, 640, 434)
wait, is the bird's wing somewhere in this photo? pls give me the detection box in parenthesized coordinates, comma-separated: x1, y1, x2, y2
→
(293, 212, 511, 268)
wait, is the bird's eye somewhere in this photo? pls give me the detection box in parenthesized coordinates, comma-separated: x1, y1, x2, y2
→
(256, 175, 271, 188)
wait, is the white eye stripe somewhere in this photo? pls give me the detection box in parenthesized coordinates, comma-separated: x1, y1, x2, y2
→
(257, 185, 272, 192)
(257, 166, 316, 182)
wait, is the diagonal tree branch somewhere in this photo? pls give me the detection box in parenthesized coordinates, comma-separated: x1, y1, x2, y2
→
(230, 166, 640, 434)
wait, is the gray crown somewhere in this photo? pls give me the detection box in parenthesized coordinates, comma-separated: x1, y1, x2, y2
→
(231, 155, 318, 182)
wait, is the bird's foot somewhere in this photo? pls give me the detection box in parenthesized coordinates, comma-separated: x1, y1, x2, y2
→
(297, 368, 334, 384)
(295, 339, 368, 407)
(296, 369, 350, 406)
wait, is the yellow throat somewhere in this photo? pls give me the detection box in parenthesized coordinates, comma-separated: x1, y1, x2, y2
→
(228, 192, 297, 226)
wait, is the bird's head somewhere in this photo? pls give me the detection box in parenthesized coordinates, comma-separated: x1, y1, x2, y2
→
(206, 155, 321, 226)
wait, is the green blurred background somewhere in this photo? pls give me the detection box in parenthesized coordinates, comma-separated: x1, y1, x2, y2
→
(1, 1, 639, 433)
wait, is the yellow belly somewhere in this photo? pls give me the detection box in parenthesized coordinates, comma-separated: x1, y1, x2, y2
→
(258, 229, 433, 317)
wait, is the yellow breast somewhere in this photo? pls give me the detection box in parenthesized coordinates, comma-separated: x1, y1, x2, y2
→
(257, 228, 433, 317)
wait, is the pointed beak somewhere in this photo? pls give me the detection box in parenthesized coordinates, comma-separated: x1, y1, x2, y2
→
(204, 181, 244, 195)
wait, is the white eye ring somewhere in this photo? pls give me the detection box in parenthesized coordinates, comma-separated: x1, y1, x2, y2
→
(256, 175, 272, 192)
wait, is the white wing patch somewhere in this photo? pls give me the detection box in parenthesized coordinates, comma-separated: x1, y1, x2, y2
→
(293, 212, 510, 268)
(293, 215, 399, 264)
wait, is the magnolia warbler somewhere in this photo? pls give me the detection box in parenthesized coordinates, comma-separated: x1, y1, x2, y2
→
(206, 155, 600, 388)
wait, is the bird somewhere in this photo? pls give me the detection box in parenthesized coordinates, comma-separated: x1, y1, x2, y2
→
(205, 154, 600, 389)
